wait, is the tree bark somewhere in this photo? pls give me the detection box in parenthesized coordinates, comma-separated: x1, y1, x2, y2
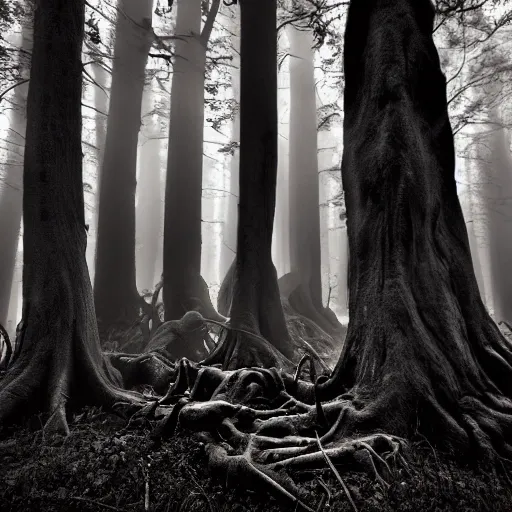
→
(205, 0, 295, 370)
(163, 0, 222, 322)
(94, 0, 153, 333)
(0, 0, 136, 433)
(311, 0, 512, 456)
(285, 26, 341, 335)
(0, 23, 30, 327)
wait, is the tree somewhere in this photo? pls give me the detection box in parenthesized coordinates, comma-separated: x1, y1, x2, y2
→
(94, 0, 153, 333)
(219, 8, 240, 283)
(205, 0, 297, 370)
(479, 110, 512, 323)
(163, 0, 223, 322)
(284, 24, 341, 335)
(0, 0, 136, 433)
(0, 20, 30, 328)
(136, 82, 163, 293)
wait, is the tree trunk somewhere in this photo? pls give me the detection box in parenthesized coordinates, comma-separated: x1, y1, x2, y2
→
(0, 0, 137, 433)
(272, 129, 290, 278)
(205, 0, 295, 370)
(0, 23, 30, 327)
(163, 0, 223, 322)
(219, 11, 240, 283)
(458, 156, 485, 302)
(136, 83, 162, 293)
(86, 60, 110, 285)
(482, 115, 512, 323)
(94, 0, 153, 333)
(309, 0, 512, 456)
(285, 26, 341, 335)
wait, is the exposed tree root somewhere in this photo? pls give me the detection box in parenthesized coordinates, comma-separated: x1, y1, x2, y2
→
(125, 362, 408, 511)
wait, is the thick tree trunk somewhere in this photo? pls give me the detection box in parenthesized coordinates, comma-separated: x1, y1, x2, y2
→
(310, 0, 512, 456)
(0, 24, 30, 327)
(136, 84, 162, 293)
(163, 0, 222, 322)
(94, 0, 153, 333)
(205, 0, 295, 370)
(0, 0, 136, 433)
(286, 26, 341, 335)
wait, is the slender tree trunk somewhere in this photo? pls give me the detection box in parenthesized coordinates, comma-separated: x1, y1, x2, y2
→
(163, 0, 223, 322)
(272, 134, 290, 277)
(286, 26, 340, 335)
(205, 0, 295, 370)
(219, 16, 240, 282)
(94, 0, 153, 332)
(86, 60, 110, 284)
(458, 156, 485, 301)
(0, 24, 31, 327)
(483, 117, 512, 323)
(136, 84, 162, 292)
(0, 0, 136, 432)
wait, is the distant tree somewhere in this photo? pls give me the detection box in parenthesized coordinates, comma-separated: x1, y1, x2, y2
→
(136, 83, 163, 293)
(0, 0, 135, 433)
(219, 7, 240, 283)
(163, 0, 223, 322)
(284, 24, 342, 335)
(94, 0, 154, 334)
(0, 17, 30, 328)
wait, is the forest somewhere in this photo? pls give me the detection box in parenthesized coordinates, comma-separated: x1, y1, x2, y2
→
(1, 0, 512, 510)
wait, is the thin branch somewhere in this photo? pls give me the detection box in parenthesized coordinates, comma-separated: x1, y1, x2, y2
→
(0, 80, 29, 104)
(200, 0, 222, 47)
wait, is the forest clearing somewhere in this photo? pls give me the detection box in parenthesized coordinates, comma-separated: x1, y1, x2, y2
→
(2, 0, 512, 510)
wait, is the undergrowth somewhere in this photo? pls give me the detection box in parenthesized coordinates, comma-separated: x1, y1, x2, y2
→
(1, 407, 511, 512)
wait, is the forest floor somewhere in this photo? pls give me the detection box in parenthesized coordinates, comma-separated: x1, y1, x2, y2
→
(2, 325, 512, 511)
(1, 405, 512, 512)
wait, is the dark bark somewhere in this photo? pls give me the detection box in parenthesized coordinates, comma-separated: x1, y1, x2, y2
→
(205, 0, 295, 370)
(163, 0, 222, 322)
(308, 0, 512, 455)
(0, 0, 138, 433)
(94, 0, 153, 333)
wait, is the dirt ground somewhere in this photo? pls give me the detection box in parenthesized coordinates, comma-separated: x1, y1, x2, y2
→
(1, 405, 512, 512)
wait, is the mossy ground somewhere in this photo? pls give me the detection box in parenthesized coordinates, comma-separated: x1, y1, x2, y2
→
(1, 406, 512, 512)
